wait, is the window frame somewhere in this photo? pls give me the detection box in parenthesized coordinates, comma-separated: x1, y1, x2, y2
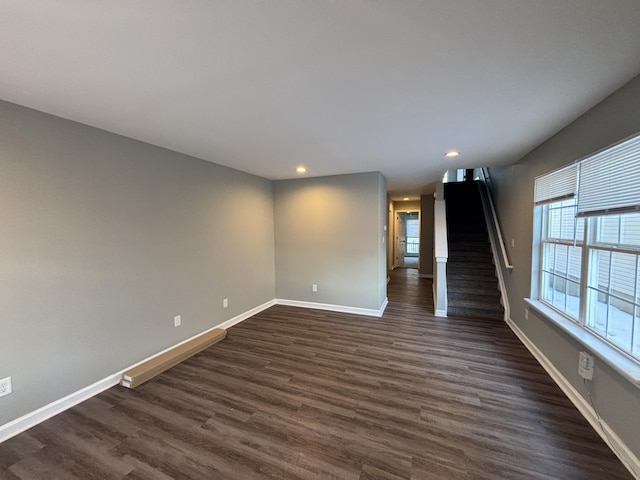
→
(531, 132, 640, 382)
(539, 199, 584, 322)
(537, 206, 640, 362)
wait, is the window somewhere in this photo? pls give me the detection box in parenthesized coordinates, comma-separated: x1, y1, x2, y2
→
(584, 213, 640, 357)
(540, 198, 584, 319)
(534, 133, 640, 362)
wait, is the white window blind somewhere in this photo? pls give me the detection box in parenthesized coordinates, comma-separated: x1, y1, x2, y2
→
(534, 164, 578, 205)
(577, 133, 640, 217)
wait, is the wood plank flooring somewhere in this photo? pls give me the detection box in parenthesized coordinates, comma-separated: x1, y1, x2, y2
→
(0, 268, 633, 479)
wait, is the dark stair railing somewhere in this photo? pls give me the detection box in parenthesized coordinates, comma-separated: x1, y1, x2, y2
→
(444, 181, 505, 321)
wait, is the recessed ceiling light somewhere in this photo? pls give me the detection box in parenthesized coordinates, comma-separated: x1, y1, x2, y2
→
(403, 197, 410, 201)
(295, 166, 307, 174)
(445, 150, 460, 158)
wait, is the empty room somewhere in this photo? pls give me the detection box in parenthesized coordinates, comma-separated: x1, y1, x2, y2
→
(1, 2, 640, 479)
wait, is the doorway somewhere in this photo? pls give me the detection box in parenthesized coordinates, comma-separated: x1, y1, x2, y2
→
(394, 210, 420, 269)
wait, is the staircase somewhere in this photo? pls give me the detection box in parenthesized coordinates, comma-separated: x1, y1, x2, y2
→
(444, 181, 504, 321)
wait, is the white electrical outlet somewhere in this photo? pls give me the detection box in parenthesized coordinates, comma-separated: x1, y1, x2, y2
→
(0, 376, 12, 398)
(174, 315, 181, 327)
(578, 351, 594, 380)
(223, 298, 228, 308)
(312, 284, 318, 292)
(524, 309, 529, 320)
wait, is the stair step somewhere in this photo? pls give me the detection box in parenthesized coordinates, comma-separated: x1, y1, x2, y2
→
(447, 208, 484, 216)
(448, 226, 487, 233)
(448, 244, 492, 253)
(449, 249, 493, 256)
(448, 305, 504, 321)
(448, 277, 499, 290)
(449, 213, 485, 221)
(448, 233, 488, 241)
(448, 263, 496, 275)
(447, 289, 500, 308)
(449, 254, 493, 262)
(449, 294, 504, 309)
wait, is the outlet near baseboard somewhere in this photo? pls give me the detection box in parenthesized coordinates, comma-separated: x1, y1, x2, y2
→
(0, 377, 12, 398)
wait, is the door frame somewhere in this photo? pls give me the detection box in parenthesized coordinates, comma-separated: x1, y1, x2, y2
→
(393, 208, 421, 269)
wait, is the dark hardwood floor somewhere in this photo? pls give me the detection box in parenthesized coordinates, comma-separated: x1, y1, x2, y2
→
(0, 268, 633, 479)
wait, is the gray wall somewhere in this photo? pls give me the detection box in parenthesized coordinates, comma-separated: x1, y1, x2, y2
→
(489, 74, 640, 458)
(274, 172, 387, 311)
(420, 194, 434, 277)
(0, 100, 276, 425)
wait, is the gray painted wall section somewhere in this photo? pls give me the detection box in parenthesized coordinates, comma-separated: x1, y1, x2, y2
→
(274, 172, 387, 311)
(489, 74, 640, 458)
(377, 173, 388, 307)
(0, 100, 276, 425)
(420, 194, 434, 277)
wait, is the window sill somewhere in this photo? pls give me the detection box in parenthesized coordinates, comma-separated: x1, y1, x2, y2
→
(524, 298, 640, 388)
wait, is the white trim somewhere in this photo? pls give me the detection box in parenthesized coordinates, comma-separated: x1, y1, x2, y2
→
(0, 299, 275, 444)
(434, 309, 447, 317)
(216, 299, 276, 330)
(477, 179, 511, 321)
(0, 374, 120, 443)
(506, 316, 640, 480)
(276, 298, 388, 317)
(120, 299, 275, 375)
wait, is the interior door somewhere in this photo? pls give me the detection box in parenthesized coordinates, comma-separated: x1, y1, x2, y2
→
(395, 212, 406, 268)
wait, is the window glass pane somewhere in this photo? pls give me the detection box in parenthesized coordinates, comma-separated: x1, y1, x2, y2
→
(586, 287, 608, 336)
(568, 247, 582, 281)
(566, 280, 581, 319)
(545, 199, 581, 242)
(548, 207, 561, 238)
(541, 271, 553, 304)
(542, 243, 555, 273)
(591, 249, 611, 294)
(598, 216, 620, 244)
(610, 251, 636, 299)
(606, 297, 634, 353)
(560, 208, 574, 239)
(576, 216, 585, 241)
(586, 247, 640, 358)
(555, 245, 568, 275)
(552, 276, 567, 311)
(620, 213, 640, 247)
(540, 238, 581, 320)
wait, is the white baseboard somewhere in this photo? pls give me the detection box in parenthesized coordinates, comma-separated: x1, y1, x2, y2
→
(276, 298, 388, 317)
(0, 297, 387, 443)
(434, 309, 447, 317)
(0, 373, 120, 443)
(0, 299, 276, 444)
(506, 317, 640, 480)
(216, 299, 276, 330)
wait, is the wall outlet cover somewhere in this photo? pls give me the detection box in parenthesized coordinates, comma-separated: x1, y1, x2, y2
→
(578, 351, 594, 380)
(0, 377, 12, 398)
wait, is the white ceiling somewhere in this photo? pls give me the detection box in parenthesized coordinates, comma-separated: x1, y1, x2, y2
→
(3, 1, 640, 199)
